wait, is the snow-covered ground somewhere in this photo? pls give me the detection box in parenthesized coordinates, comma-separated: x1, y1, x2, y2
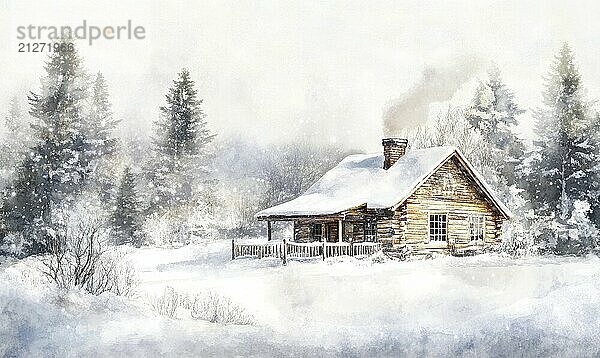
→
(2, 240, 600, 357)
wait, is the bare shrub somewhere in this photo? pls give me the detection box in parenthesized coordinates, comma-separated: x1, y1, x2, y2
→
(149, 287, 255, 325)
(39, 203, 138, 296)
(190, 291, 255, 325)
(149, 286, 185, 319)
(87, 250, 138, 296)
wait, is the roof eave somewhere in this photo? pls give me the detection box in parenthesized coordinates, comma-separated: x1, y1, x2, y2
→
(255, 203, 368, 221)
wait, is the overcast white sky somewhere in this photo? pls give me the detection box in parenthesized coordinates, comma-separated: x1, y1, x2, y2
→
(1, 0, 600, 152)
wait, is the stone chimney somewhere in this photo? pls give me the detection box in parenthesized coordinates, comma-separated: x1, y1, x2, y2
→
(382, 138, 408, 170)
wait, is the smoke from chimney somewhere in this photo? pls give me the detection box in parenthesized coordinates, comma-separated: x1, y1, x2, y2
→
(382, 55, 483, 136)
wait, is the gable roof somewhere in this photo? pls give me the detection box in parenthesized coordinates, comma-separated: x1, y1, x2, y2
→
(256, 146, 511, 219)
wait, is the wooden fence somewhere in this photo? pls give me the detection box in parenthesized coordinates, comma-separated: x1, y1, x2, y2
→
(231, 240, 382, 264)
(231, 240, 285, 259)
(350, 242, 382, 256)
(287, 241, 322, 259)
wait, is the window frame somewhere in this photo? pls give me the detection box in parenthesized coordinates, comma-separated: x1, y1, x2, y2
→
(468, 215, 485, 243)
(363, 219, 378, 242)
(428, 213, 448, 243)
(311, 223, 323, 242)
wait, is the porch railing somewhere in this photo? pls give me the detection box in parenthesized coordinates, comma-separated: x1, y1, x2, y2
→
(351, 242, 382, 256)
(231, 239, 382, 264)
(287, 241, 322, 259)
(231, 240, 285, 260)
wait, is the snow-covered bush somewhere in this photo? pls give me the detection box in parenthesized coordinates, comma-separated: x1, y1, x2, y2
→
(554, 200, 599, 255)
(90, 250, 138, 297)
(370, 251, 389, 264)
(0, 232, 26, 257)
(149, 287, 255, 325)
(496, 189, 538, 257)
(143, 207, 221, 247)
(189, 291, 255, 325)
(143, 213, 191, 247)
(39, 202, 138, 296)
(186, 206, 222, 241)
(149, 286, 183, 319)
(510, 200, 600, 256)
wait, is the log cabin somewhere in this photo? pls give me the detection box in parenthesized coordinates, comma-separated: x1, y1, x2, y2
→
(256, 138, 511, 255)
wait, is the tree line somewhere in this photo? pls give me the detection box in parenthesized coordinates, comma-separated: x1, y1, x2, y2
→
(0, 42, 215, 256)
(1, 41, 598, 258)
(411, 43, 599, 255)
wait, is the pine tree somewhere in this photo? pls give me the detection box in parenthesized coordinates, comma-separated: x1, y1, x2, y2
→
(0, 97, 24, 253)
(1, 42, 91, 254)
(112, 167, 144, 246)
(5, 96, 22, 134)
(589, 113, 600, 228)
(0, 96, 31, 185)
(525, 43, 600, 254)
(466, 65, 525, 187)
(84, 72, 119, 202)
(148, 68, 215, 213)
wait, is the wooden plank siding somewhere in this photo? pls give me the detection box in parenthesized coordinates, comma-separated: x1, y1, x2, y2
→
(399, 156, 503, 253)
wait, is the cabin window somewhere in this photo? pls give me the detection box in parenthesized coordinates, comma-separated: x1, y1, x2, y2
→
(364, 220, 377, 242)
(429, 214, 447, 242)
(468, 215, 485, 241)
(311, 223, 323, 242)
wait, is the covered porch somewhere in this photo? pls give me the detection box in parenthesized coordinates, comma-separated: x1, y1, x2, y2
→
(261, 213, 378, 244)
(231, 237, 382, 263)
(231, 213, 381, 263)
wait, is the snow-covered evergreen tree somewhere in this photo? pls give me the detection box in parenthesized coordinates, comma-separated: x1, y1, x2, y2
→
(147, 68, 215, 214)
(1, 42, 91, 254)
(0, 98, 19, 187)
(524, 43, 600, 254)
(466, 65, 525, 187)
(589, 112, 600, 228)
(0, 96, 32, 186)
(5, 96, 22, 134)
(112, 167, 144, 246)
(84, 72, 120, 202)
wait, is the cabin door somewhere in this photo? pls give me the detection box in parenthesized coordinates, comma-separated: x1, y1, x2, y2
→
(343, 222, 353, 242)
(324, 222, 337, 242)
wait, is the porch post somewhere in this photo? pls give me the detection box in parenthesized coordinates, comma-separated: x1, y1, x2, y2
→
(267, 221, 272, 241)
(338, 219, 343, 243)
(322, 222, 326, 260)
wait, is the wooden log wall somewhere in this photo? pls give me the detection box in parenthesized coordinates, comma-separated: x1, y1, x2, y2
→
(293, 220, 342, 242)
(293, 222, 312, 243)
(293, 219, 375, 243)
(375, 209, 402, 244)
(400, 156, 503, 253)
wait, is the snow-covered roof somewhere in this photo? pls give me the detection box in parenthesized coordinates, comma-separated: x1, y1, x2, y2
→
(256, 146, 511, 219)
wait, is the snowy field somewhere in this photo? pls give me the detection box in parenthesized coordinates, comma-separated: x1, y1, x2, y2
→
(2, 240, 600, 357)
